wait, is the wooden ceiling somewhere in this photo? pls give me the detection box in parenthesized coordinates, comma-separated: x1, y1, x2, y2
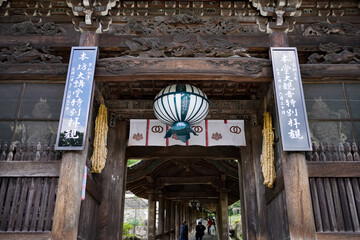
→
(126, 146, 240, 211)
(107, 80, 264, 100)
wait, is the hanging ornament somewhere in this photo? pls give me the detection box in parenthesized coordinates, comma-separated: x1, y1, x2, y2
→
(90, 96, 108, 173)
(153, 84, 209, 143)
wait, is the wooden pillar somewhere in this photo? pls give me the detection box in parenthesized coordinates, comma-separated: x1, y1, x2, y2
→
(220, 190, 229, 240)
(165, 199, 171, 240)
(238, 160, 248, 240)
(175, 202, 180, 239)
(269, 29, 316, 239)
(186, 205, 190, 233)
(148, 191, 157, 240)
(170, 201, 175, 240)
(51, 30, 99, 240)
(251, 125, 269, 240)
(216, 201, 223, 240)
(158, 194, 165, 238)
(97, 120, 128, 240)
(282, 152, 316, 239)
(240, 121, 260, 240)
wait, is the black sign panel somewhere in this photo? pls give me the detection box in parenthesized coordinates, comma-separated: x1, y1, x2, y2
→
(271, 47, 312, 151)
(55, 47, 98, 150)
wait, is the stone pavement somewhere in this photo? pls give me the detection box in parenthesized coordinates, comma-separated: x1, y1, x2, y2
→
(189, 231, 218, 240)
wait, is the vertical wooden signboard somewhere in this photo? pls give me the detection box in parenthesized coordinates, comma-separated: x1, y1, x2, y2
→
(271, 47, 312, 151)
(55, 47, 98, 150)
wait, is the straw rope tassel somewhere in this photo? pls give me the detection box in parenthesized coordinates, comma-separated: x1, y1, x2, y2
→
(261, 108, 276, 188)
(90, 96, 108, 173)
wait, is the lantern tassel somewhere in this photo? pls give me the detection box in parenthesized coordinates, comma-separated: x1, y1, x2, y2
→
(165, 122, 197, 143)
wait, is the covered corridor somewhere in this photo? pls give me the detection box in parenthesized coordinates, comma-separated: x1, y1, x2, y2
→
(126, 146, 241, 240)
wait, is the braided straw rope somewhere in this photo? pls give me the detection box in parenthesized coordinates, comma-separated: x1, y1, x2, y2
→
(90, 97, 108, 173)
(261, 111, 276, 188)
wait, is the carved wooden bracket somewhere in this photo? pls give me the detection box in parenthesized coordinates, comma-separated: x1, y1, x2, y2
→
(67, 0, 118, 33)
(252, 0, 301, 33)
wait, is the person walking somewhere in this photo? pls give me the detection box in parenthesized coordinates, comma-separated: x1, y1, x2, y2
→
(179, 221, 189, 240)
(195, 221, 206, 240)
(207, 218, 212, 235)
(210, 219, 216, 236)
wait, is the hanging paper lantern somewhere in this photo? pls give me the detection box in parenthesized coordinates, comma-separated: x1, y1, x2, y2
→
(153, 84, 209, 143)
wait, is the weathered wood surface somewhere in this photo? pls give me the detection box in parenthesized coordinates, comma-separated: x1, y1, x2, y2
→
(0, 62, 359, 82)
(0, 177, 58, 232)
(148, 192, 156, 240)
(282, 152, 316, 239)
(240, 121, 259, 240)
(0, 162, 61, 177)
(78, 192, 99, 240)
(251, 125, 269, 239)
(307, 142, 360, 233)
(316, 232, 360, 240)
(97, 120, 128, 240)
(155, 176, 220, 187)
(265, 170, 284, 204)
(85, 172, 102, 204)
(307, 162, 360, 177)
(0, 232, 51, 240)
(164, 191, 219, 199)
(126, 146, 240, 160)
(266, 191, 290, 240)
(0, 30, 358, 48)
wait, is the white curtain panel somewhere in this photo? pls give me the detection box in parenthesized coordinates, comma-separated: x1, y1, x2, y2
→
(128, 119, 246, 147)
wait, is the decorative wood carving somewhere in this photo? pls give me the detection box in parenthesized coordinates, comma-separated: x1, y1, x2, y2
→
(307, 43, 360, 64)
(0, 43, 62, 63)
(114, 16, 254, 36)
(8, 21, 66, 36)
(206, 59, 264, 74)
(98, 59, 164, 74)
(303, 21, 357, 36)
(111, 34, 249, 57)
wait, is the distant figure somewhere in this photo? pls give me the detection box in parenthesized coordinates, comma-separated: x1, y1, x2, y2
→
(195, 221, 206, 240)
(179, 221, 188, 240)
(207, 219, 212, 234)
(196, 216, 202, 225)
(210, 219, 216, 236)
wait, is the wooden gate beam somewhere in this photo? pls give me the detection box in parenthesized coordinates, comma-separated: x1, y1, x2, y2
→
(0, 62, 359, 82)
(126, 146, 240, 160)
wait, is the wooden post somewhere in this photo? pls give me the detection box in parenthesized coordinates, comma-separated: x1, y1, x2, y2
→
(170, 201, 175, 240)
(240, 121, 260, 240)
(238, 160, 248, 240)
(158, 194, 165, 239)
(148, 191, 157, 240)
(51, 30, 99, 240)
(269, 29, 316, 240)
(282, 152, 316, 239)
(165, 199, 171, 240)
(216, 200, 223, 239)
(251, 125, 269, 240)
(220, 190, 229, 240)
(175, 202, 180, 239)
(97, 120, 128, 240)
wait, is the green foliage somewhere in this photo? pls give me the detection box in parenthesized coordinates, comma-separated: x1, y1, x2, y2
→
(123, 222, 133, 235)
(230, 200, 241, 208)
(129, 218, 139, 226)
(229, 208, 233, 216)
(127, 159, 141, 166)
